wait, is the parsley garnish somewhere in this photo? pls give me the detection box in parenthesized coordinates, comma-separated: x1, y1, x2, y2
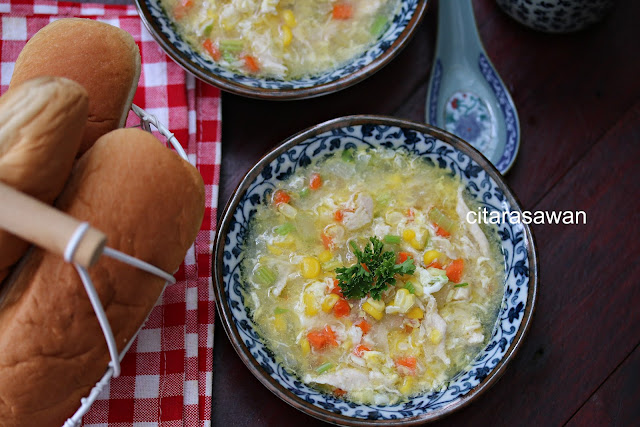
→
(336, 237, 415, 300)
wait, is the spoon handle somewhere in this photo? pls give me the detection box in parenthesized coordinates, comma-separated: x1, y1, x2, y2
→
(436, 0, 483, 63)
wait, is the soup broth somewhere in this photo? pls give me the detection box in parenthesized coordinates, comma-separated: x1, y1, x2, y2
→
(161, 0, 399, 79)
(242, 148, 504, 405)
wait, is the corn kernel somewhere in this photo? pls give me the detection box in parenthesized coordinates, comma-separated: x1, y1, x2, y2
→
(267, 244, 283, 255)
(322, 294, 340, 312)
(368, 298, 386, 312)
(282, 25, 293, 47)
(429, 328, 442, 345)
(406, 306, 424, 319)
(386, 289, 415, 314)
(274, 314, 286, 332)
(304, 293, 318, 316)
(389, 174, 402, 185)
(301, 257, 321, 278)
(273, 234, 295, 247)
(318, 250, 333, 263)
(282, 9, 296, 27)
(301, 338, 310, 355)
(399, 376, 414, 394)
(423, 250, 442, 266)
(363, 300, 384, 321)
(409, 238, 423, 250)
(402, 229, 416, 241)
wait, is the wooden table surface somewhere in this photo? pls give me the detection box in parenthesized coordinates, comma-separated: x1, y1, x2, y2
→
(214, 0, 639, 426)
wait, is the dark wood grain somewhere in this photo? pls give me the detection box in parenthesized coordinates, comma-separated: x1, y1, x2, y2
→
(213, 0, 640, 426)
(567, 344, 640, 427)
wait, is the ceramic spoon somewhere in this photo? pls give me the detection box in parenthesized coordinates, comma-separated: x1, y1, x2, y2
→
(426, 0, 520, 173)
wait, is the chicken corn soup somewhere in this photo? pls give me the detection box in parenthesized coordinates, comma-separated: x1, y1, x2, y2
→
(161, 0, 399, 79)
(241, 148, 504, 405)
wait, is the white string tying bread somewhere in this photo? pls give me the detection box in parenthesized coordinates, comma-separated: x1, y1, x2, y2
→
(0, 105, 188, 427)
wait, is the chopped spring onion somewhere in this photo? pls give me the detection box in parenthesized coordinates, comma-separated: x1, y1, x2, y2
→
(219, 39, 244, 52)
(274, 222, 295, 235)
(321, 260, 342, 271)
(274, 307, 289, 315)
(341, 148, 355, 162)
(370, 15, 388, 36)
(429, 207, 455, 233)
(299, 187, 310, 198)
(254, 266, 276, 285)
(376, 193, 391, 207)
(383, 234, 401, 244)
(222, 51, 236, 63)
(404, 282, 416, 294)
(316, 362, 333, 374)
(454, 282, 469, 288)
(203, 23, 214, 37)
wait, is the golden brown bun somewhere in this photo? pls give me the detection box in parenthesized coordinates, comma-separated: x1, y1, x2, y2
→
(10, 18, 141, 155)
(0, 76, 88, 282)
(0, 129, 205, 426)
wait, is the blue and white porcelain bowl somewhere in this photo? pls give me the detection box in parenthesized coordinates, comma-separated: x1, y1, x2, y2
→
(134, 1, 428, 99)
(496, 0, 614, 33)
(213, 116, 538, 425)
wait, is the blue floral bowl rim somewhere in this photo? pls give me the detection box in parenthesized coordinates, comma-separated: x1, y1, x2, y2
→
(134, 0, 428, 100)
(213, 115, 538, 425)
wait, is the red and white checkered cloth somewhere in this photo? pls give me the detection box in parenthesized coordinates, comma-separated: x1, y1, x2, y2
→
(0, 1, 220, 425)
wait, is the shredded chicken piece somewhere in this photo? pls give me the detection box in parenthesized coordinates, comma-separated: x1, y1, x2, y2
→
(304, 368, 369, 392)
(456, 186, 490, 257)
(343, 193, 374, 230)
(420, 295, 450, 365)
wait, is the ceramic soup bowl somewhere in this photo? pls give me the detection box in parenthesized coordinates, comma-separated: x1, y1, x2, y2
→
(214, 116, 538, 425)
(135, 0, 428, 99)
(496, 0, 614, 33)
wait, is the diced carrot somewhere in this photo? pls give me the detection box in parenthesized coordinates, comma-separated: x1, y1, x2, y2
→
(396, 356, 417, 372)
(306, 331, 327, 350)
(331, 279, 344, 297)
(406, 208, 415, 219)
(309, 173, 323, 190)
(321, 232, 333, 249)
(333, 298, 351, 317)
(445, 259, 464, 283)
(427, 260, 443, 269)
(434, 223, 451, 237)
(202, 39, 221, 61)
(334, 209, 344, 222)
(355, 319, 371, 334)
(173, 5, 188, 20)
(181, 0, 193, 6)
(397, 252, 413, 264)
(334, 388, 347, 397)
(244, 55, 260, 73)
(323, 326, 338, 346)
(306, 326, 338, 350)
(332, 3, 353, 20)
(273, 189, 290, 205)
(353, 344, 371, 357)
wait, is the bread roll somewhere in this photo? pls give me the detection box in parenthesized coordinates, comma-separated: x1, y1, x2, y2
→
(0, 128, 205, 426)
(0, 77, 88, 282)
(10, 18, 141, 155)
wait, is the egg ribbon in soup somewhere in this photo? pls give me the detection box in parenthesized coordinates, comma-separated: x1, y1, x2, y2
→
(162, 0, 400, 79)
(242, 148, 504, 405)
